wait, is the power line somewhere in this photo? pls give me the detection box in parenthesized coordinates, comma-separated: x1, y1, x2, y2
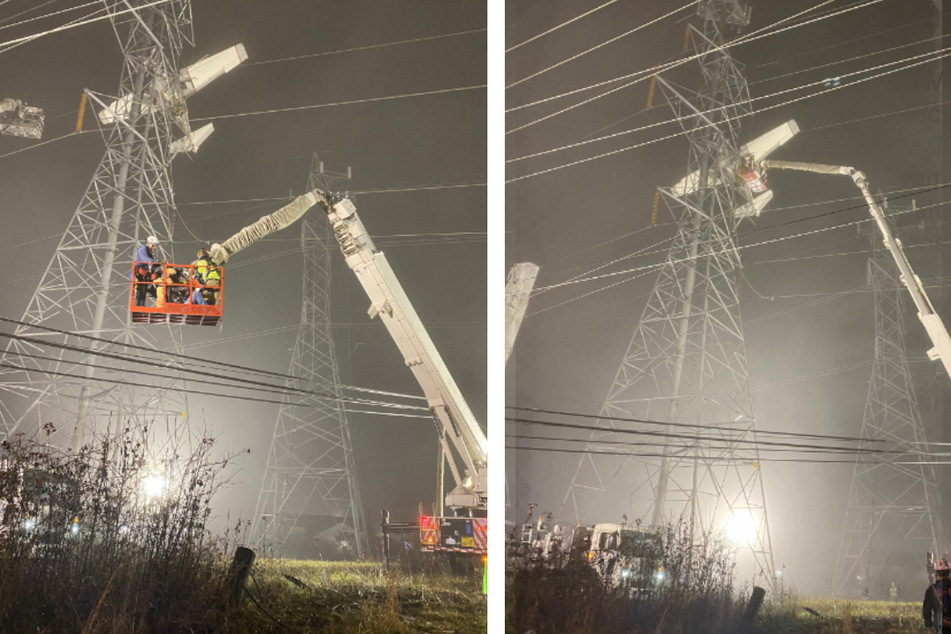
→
(508, 41, 950, 166)
(0, 360, 422, 417)
(506, 0, 622, 53)
(0, 333, 426, 413)
(505, 431, 921, 458)
(504, 0, 865, 129)
(505, 443, 951, 465)
(0, 0, 174, 50)
(0, 0, 98, 34)
(506, 405, 882, 443)
(191, 85, 485, 122)
(0, 315, 426, 402)
(530, 190, 951, 297)
(506, 0, 700, 89)
(248, 28, 486, 66)
(507, 43, 951, 183)
(0, 0, 64, 27)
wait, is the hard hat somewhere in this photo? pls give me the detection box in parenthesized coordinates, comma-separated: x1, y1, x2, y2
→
(146, 236, 159, 245)
(936, 559, 950, 571)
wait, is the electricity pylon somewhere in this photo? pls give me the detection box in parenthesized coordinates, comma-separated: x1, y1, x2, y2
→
(251, 155, 367, 559)
(835, 240, 942, 596)
(0, 1, 197, 452)
(562, 0, 774, 584)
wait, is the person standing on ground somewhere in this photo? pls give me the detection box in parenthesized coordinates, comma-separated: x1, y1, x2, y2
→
(923, 559, 951, 633)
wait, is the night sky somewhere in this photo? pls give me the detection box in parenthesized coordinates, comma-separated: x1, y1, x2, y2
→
(7, 0, 951, 606)
(506, 0, 949, 595)
(0, 1, 486, 535)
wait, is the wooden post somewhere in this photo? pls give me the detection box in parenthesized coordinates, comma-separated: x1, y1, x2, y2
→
(740, 586, 766, 632)
(381, 509, 391, 574)
(226, 546, 256, 607)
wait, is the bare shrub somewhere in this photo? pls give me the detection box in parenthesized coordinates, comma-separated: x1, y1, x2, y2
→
(0, 427, 234, 632)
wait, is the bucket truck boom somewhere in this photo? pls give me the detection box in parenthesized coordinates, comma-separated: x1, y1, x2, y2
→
(760, 159, 951, 383)
(317, 193, 487, 554)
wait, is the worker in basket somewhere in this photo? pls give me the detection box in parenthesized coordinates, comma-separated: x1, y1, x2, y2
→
(191, 248, 221, 305)
(923, 558, 951, 632)
(164, 265, 190, 304)
(131, 236, 163, 307)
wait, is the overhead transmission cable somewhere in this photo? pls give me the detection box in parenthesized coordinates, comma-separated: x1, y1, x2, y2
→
(506, 44, 951, 183)
(0, 0, 98, 34)
(506, 0, 701, 89)
(509, 42, 951, 166)
(0, 316, 426, 401)
(506, 444, 950, 466)
(504, 426, 921, 457)
(528, 186, 951, 298)
(191, 85, 485, 123)
(0, 360, 429, 419)
(249, 28, 486, 65)
(6, 347, 427, 414)
(505, 0, 862, 130)
(0, 0, 64, 27)
(506, 405, 880, 443)
(0, 332, 426, 412)
(506, 0, 621, 53)
(0, 0, 174, 50)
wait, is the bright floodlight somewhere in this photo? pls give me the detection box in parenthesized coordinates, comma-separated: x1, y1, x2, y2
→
(142, 473, 168, 500)
(723, 510, 758, 546)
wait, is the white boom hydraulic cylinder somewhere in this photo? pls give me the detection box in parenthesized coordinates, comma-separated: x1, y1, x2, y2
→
(322, 196, 487, 512)
(505, 263, 539, 364)
(763, 159, 951, 382)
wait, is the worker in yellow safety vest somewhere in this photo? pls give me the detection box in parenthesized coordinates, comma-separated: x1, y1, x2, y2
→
(191, 248, 221, 305)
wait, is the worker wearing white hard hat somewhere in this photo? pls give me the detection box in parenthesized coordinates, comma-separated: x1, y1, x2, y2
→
(924, 558, 951, 632)
(131, 236, 163, 307)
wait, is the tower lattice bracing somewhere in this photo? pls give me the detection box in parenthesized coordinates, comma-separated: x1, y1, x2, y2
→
(0, 1, 196, 452)
(251, 155, 367, 559)
(835, 249, 942, 596)
(562, 0, 774, 583)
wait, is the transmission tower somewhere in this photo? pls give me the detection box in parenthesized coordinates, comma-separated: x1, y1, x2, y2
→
(251, 155, 367, 559)
(561, 0, 774, 583)
(0, 1, 198, 453)
(835, 228, 942, 597)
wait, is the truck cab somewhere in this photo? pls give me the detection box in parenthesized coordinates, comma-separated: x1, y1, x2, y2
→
(588, 523, 664, 590)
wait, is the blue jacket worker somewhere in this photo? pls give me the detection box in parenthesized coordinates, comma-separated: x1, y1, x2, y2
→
(132, 236, 162, 307)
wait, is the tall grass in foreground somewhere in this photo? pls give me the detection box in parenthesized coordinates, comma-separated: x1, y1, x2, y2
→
(506, 520, 746, 634)
(0, 429, 234, 632)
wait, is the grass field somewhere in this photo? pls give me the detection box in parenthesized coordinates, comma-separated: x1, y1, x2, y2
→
(754, 597, 923, 633)
(225, 559, 487, 634)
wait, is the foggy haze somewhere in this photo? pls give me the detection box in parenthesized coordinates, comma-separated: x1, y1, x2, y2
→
(506, 0, 949, 597)
(0, 1, 486, 542)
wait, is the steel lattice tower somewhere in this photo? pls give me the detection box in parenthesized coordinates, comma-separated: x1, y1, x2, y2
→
(835, 243, 942, 597)
(562, 0, 774, 583)
(251, 155, 367, 559)
(0, 1, 196, 452)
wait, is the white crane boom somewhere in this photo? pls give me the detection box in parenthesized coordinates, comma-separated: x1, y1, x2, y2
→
(320, 195, 487, 514)
(762, 159, 951, 382)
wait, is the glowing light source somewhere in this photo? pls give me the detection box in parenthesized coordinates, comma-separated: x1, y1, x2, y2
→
(723, 510, 758, 546)
(142, 472, 168, 500)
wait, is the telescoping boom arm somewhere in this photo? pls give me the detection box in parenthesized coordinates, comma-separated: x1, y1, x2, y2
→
(763, 160, 951, 382)
(319, 194, 487, 513)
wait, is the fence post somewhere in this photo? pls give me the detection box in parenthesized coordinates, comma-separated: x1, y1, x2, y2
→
(740, 585, 766, 632)
(226, 546, 256, 607)
(381, 509, 390, 574)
